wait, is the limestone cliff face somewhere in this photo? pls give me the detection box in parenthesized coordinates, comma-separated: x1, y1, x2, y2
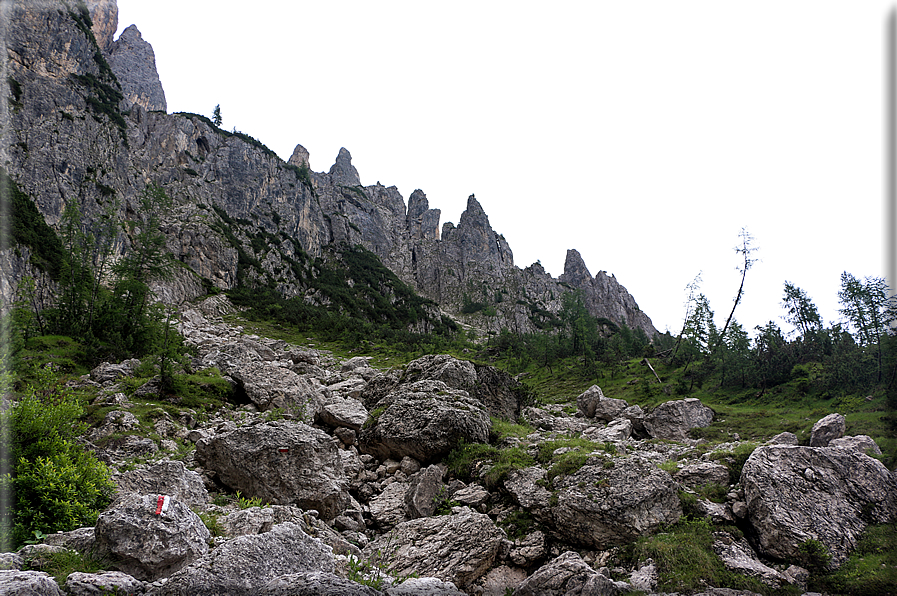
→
(108, 25, 167, 112)
(2, 0, 657, 338)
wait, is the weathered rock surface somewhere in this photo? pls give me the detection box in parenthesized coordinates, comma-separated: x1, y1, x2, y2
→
(674, 462, 731, 488)
(741, 444, 897, 566)
(0, 570, 65, 596)
(151, 522, 334, 596)
(195, 420, 349, 519)
(384, 576, 466, 595)
(643, 398, 714, 440)
(712, 531, 790, 587)
(262, 572, 382, 596)
(364, 354, 525, 420)
(829, 434, 882, 456)
(65, 570, 145, 596)
(114, 460, 208, 508)
(809, 413, 846, 447)
(513, 551, 623, 596)
(358, 381, 490, 463)
(94, 494, 210, 581)
(405, 464, 446, 519)
(576, 385, 628, 422)
(86, 0, 118, 52)
(108, 25, 167, 112)
(363, 507, 505, 590)
(230, 362, 324, 422)
(504, 467, 553, 510)
(548, 457, 682, 549)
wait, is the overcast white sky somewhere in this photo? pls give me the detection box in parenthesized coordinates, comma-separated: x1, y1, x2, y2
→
(115, 1, 893, 337)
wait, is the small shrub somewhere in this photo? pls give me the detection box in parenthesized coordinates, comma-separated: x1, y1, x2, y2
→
(798, 538, 832, 573)
(235, 491, 264, 509)
(0, 367, 115, 549)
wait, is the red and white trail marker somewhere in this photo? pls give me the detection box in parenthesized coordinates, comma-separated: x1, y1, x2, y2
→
(154, 495, 171, 515)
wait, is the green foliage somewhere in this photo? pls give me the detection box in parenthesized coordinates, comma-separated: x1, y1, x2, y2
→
(811, 523, 897, 596)
(21, 547, 108, 586)
(497, 510, 536, 540)
(0, 169, 65, 278)
(432, 486, 460, 515)
(212, 104, 222, 127)
(195, 509, 223, 538)
(70, 73, 127, 141)
(798, 539, 833, 573)
(228, 243, 462, 354)
(346, 532, 417, 590)
(618, 519, 798, 595)
(444, 442, 535, 490)
(0, 366, 115, 549)
(707, 442, 757, 485)
(234, 491, 264, 509)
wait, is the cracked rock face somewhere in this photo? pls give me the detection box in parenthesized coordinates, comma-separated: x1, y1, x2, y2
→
(547, 457, 682, 549)
(94, 494, 210, 581)
(195, 420, 349, 519)
(362, 507, 505, 590)
(741, 444, 897, 566)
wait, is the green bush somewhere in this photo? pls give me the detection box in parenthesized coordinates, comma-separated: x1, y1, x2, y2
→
(0, 367, 115, 549)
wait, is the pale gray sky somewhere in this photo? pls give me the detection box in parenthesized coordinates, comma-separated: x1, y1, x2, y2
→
(115, 1, 892, 336)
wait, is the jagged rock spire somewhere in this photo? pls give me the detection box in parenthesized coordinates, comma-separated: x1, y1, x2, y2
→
(328, 148, 361, 187)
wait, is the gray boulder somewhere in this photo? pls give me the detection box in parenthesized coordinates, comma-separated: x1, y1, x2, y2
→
(577, 385, 628, 422)
(0, 570, 65, 596)
(195, 420, 349, 519)
(548, 457, 682, 549)
(712, 531, 790, 587)
(364, 354, 525, 420)
(368, 482, 410, 530)
(358, 381, 490, 463)
(829, 434, 881, 456)
(152, 522, 334, 596)
(674, 462, 730, 488)
(583, 418, 632, 443)
(94, 494, 210, 581)
(262, 571, 381, 595)
(809, 413, 846, 447)
(363, 507, 504, 590)
(643, 398, 714, 440)
(384, 577, 466, 595)
(319, 396, 369, 430)
(741, 445, 897, 566)
(114, 460, 208, 508)
(405, 464, 446, 519)
(513, 551, 623, 596)
(65, 571, 145, 596)
(504, 467, 553, 510)
(230, 362, 324, 422)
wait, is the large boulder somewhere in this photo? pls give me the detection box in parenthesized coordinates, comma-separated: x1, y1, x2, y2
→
(712, 531, 791, 588)
(0, 570, 65, 596)
(230, 362, 325, 422)
(114, 460, 208, 508)
(262, 572, 381, 595)
(741, 445, 897, 566)
(809, 413, 846, 447)
(94, 494, 210, 581)
(548, 457, 682, 549)
(362, 507, 505, 590)
(363, 354, 525, 420)
(64, 571, 145, 596)
(513, 551, 624, 596)
(152, 522, 335, 596)
(358, 381, 490, 463)
(643, 398, 714, 441)
(576, 385, 628, 422)
(195, 420, 349, 519)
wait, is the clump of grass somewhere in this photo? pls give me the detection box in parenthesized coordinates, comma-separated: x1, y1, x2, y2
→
(617, 518, 799, 596)
(490, 418, 535, 442)
(811, 523, 897, 595)
(22, 549, 109, 585)
(498, 510, 536, 540)
(707, 442, 758, 484)
(444, 442, 535, 489)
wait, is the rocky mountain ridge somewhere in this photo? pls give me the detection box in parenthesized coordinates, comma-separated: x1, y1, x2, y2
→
(3, 295, 893, 594)
(2, 0, 656, 338)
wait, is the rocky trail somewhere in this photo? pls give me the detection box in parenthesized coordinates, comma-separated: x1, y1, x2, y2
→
(3, 296, 894, 595)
